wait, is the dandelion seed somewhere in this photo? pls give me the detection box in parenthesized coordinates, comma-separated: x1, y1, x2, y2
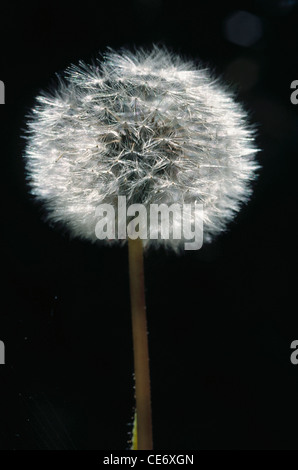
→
(24, 46, 259, 251)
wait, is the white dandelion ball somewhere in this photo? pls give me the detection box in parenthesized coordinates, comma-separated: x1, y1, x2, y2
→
(24, 46, 259, 251)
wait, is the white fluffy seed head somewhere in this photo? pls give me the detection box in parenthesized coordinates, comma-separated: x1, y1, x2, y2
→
(24, 46, 260, 251)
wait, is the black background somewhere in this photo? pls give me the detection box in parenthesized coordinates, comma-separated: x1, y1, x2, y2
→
(0, 0, 298, 450)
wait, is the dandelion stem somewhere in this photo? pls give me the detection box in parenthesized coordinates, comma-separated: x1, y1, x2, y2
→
(128, 237, 153, 450)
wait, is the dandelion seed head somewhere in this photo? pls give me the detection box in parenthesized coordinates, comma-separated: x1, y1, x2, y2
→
(24, 46, 260, 251)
